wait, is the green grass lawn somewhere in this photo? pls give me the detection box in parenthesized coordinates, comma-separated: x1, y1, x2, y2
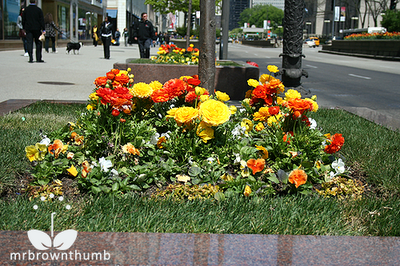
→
(0, 102, 399, 236)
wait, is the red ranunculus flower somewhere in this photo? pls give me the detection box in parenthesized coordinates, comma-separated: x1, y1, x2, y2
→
(324, 133, 345, 154)
(268, 106, 280, 115)
(94, 76, 108, 87)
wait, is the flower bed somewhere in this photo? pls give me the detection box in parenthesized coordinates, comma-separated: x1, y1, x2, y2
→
(321, 40, 400, 58)
(24, 66, 362, 200)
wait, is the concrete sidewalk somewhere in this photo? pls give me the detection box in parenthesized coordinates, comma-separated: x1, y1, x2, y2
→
(0, 43, 157, 104)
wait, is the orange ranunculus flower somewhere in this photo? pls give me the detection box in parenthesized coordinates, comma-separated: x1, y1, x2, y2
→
(94, 76, 108, 87)
(287, 98, 314, 115)
(111, 69, 120, 75)
(163, 78, 188, 99)
(152, 88, 171, 103)
(174, 107, 199, 126)
(268, 106, 280, 116)
(288, 169, 307, 188)
(106, 71, 115, 80)
(81, 160, 92, 178)
(114, 73, 130, 84)
(324, 133, 345, 154)
(247, 158, 265, 175)
(199, 99, 231, 127)
(48, 139, 63, 158)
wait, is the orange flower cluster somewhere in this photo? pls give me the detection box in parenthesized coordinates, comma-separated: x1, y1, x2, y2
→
(94, 69, 134, 117)
(324, 133, 345, 154)
(247, 158, 265, 175)
(286, 98, 314, 118)
(151, 75, 203, 103)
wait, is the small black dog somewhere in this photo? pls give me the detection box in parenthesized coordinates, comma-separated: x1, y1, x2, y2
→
(66, 42, 82, 54)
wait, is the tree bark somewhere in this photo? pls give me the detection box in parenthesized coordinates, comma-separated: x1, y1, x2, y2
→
(198, 0, 216, 93)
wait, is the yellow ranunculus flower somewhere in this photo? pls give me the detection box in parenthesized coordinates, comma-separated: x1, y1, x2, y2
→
(267, 65, 279, 73)
(166, 108, 178, 119)
(149, 80, 163, 91)
(195, 86, 206, 96)
(253, 106, 270, 121)
(285, 89, 302, 100)
(67, 165, 78, 177)
(174, 107, 199, 125)
(199, 99, 231, 127)
(229, 105, 237, 115)
(130, 82, 153, 98)
(255, 122, 265, 132)
(267, 114, 283, 126)
(215, 91, 230, 102)
(196, 121, 214, 143)
(305, 98, 319, 112)
(199, 95, 209, 102)
(86, 104, 95, 111)
(259, 74, 275, 84)
(247, 79, 259, 88)
(89, 92, 99, 100)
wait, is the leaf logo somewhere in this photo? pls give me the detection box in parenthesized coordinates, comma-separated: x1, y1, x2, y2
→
(27, 229, 78, 250)
(27, 211, 77, 250)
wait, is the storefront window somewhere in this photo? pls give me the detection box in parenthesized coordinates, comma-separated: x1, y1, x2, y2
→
(3, 0, 20, 39)
(57, 4, 69, 39)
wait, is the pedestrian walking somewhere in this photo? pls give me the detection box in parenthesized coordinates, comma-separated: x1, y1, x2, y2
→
(44, 13, 62, 53)
(17, 8, 28, 57)
(92, 25, 99, 47)
(132, 12, 156, 58)
(164, 33, 170, 45)
(123, 28, 129, 46)
(114, 28, 120, 46)
(100, 16, 113, 59)
(22, 0, 45, 63)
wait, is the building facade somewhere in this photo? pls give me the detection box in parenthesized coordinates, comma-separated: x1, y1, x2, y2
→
(229, 0, 249, 30)
(0, 0, 106, 41)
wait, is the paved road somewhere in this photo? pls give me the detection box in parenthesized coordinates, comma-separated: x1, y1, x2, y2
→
(226, 43, 400, 130)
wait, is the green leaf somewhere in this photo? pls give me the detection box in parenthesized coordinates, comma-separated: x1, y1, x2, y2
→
(214, 192, 226, 201)
(188, 166, 201, 177)
(267, 173, 279, 184)
(112, 182, 119, 192)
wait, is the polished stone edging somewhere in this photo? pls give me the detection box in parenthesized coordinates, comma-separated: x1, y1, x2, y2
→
(1, 230, 400, 265)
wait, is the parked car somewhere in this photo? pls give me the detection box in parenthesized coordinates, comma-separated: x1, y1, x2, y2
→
(305, 38, 316, 48)
(309, 37, 320, 46)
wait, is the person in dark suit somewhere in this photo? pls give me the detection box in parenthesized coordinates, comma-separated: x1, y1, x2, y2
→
(22, 0, 45, 63)
(100, 16, 113, 59)
(132, 12, 156, 58)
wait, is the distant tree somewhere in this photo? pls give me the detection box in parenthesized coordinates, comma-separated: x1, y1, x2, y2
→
(381, 10, 400, 31)
(239, 4, 284, 30)
(365, 0, 390, 26)
(145, 0, 200, 14)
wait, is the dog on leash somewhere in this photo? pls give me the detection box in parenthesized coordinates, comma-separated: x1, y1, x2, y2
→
(66, 42, 82, 54)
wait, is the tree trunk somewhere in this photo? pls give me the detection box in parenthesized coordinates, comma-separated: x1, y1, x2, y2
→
(198, 0, 216, 93)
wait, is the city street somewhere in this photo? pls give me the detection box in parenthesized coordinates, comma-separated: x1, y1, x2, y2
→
(1, 42, 400, 129)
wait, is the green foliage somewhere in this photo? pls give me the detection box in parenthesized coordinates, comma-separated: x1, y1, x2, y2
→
(381, 10, 400, 32)
(239, 4, 284, 30)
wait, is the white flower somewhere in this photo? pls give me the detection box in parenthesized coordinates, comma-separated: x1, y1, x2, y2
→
(149, 133, 160, 145)
(40, 196, 46, 201)
(231, 124, 246, 138)
(33, 205, 38, 210)
(66, 205, 71, 210)
(110, 169, 119, 177)
(332, 158, 345, 175)
(59, 196, 64, 202)
(161, 131, 171, 139)
(329, 171, 336, 179)
(308, 118, 317, 130)
(39, 137, 51, 146)
(99, 157, 113, 172)
(49, 193, 54, 199)
(207, 157, 215, 164)
(233, 153, 241, 164)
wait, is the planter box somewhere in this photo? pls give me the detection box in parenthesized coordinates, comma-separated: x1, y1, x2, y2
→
(322, 40, 400, 58)
(114, 60, 259, 100)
